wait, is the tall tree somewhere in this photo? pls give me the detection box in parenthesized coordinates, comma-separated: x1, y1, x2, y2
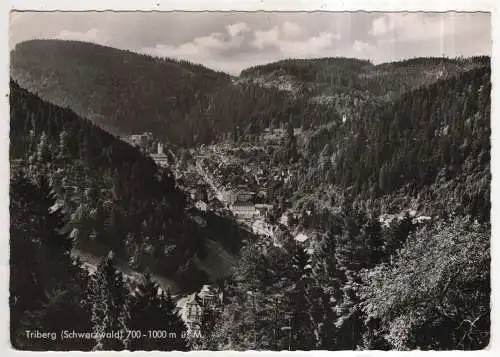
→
(10, 171, 92, 350)
(128, 274, 188, 351)
(86, 253, 130, 350)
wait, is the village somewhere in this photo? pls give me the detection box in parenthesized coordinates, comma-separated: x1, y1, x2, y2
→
(120, 128, 302, 244)
(118, 129, 314, 336)
(119, 124, 439, 338)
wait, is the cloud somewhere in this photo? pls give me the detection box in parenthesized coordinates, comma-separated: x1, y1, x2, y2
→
(307, 32, 341, 50)
(56, 28, 109, 45)
(192, 33, 226, 50)
(140, 22, 251, 60)
(252, 26, 280, 50)
(251, 25, 340, 57)
(353, 40, 376, 54)
(369, 13, 490, 46)
(279, 32, 340, 56)
(226, 22, 250, 37)
(282, 21, 302, 38)
(369, 16, 396, 36)
(142, 21, 341, 73)
(11, 12, 489, 74)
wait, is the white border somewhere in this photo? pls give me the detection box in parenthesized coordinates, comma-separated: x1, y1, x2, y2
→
(1, 1, 498, 356)
(4, 0, 498, 11)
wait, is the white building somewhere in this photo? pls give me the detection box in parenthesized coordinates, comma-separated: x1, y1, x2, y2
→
(195, 200, 208, 212)
(219, 189, 255, 205)
(177, 284, 222, 332)
(280, 213, 290, 226)
(252, 219, 275, 237)
(150, 142, 170, 167)
(295, 233, 309, 243)
(255, 204, 273, 217)
(230, 203, 258, 221)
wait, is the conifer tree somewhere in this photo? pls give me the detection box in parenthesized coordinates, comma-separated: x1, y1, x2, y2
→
(87, 253, 130, 350)
(287, 245, 315, 350)
(10, 172, 91, 350)
(36, 131, 51, 164)
(128, 274, 188, 351)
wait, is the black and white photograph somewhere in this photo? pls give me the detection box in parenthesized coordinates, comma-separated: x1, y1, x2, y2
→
(8, 8, 491, 351)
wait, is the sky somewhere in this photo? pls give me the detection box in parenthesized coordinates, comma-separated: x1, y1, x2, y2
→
(9, 11, 491, 75)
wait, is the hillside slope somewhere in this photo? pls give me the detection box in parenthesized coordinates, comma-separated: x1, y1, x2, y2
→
(9, 80, 224, 291)
(290, 64, 490, 227)
(12, 40, 489, 148)
(239, 56, 489, 121)
(11, 39, 231, 145)
(240, 56, 489, 99)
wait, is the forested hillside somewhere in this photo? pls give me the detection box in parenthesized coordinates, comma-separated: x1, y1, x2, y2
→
(241, 56, 488, 99)
(11, 171, 189, 350)
(239, 56, 489, 124)
(10, 80, 209, 289)
(11, 40, 231, 145)
(198, 61, 491, 350)
(12, 40, 488, 150)
(11, 39, 313, 147)
(296, 64, 491, 221)
(212, 209, 489, 350)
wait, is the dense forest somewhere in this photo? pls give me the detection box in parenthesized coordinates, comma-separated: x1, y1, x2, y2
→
(211, 209, 489, 350)
(241, 56, 489, 100)
(294, 64, 491, 221)
(10, 80, 212, 290)
(200, 59, 491, 350)
(10, 171, 189, 350)
(11, 40, 231, 144)
(13, 41, 488, 149)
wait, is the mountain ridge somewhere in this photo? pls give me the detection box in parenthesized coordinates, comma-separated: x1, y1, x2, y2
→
(11, 39, 232, 145)
(11, 39, 490, 147)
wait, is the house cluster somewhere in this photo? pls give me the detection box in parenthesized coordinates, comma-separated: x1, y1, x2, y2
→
(121, 133, 171, 167)
(216, 188, 273, 222)
(176, 169, 223, 214)
(378, 210, 432, 228)
(196, 154, 277, 223)
(176, 284, 223, 332)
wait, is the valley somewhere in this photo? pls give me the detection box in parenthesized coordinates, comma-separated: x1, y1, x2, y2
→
(9, 39, 491, 351)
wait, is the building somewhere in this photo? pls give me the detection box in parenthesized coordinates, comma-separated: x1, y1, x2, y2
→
(252, 219, 275, 237)
(150, 142, 170, 167)
(195, 200, 208, 212)
(293, 127, 303, 135)
(198, 284, 223, 308)
(279, 213, 290, 226)
(121, 132, 155, 153)
(255, 203, 273, 218)
(230, 202, 258, 221)
(221, 189, 255, 205)
(177, 285, 222, 332)
(123, 132, 153, 148)
(179, 295, 203, 332)
(236, 190, 255, 203)
(294, 233, 309, 243)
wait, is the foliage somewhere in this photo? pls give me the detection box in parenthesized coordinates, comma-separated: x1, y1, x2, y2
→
(10, 171, 93, 350)
(128, 275, 188, 351)
(360, 218, 490, 350)
(10, 80, 206, 283)
(11, 39, 230, 145)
